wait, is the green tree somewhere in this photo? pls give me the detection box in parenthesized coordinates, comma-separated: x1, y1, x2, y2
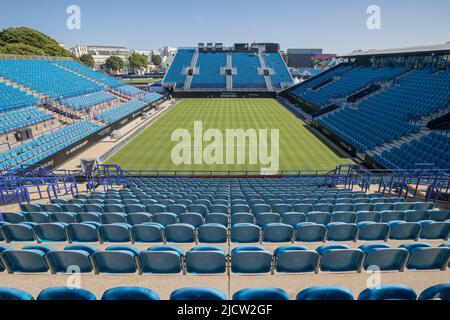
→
(0, 27, 75, 57)
(79, 54, 95, 68)
(151, 54, 162, 66)
(0, 43, 45, 55)
(105, 56, 125, 73)
(129, 52, 148, 73)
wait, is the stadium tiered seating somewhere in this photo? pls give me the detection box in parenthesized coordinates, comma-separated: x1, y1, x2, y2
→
(232, 52, 267, 89)
(116, 85, 144, 97)
(0, 107, 53, 134)
(0, 120, 101, 171)
(163, 48, 195, 88)
(140, 92, 164, 104)
(0, 243, 448, 274)
(0, 60, 102, 99)
(191, 53, 227, 89)
(56, 60, 125, 88)
(95, 100, 145, 124)
(374, 132, 450, 169)
(0, 82, 37, 112)
(263, 53, 293, 89)
(60, 91, 116, 110)
(0, 283, 448, 300)
(289, 65, 355, 98)
(302, 67, 406, 107)
(318, 68, 450, 151)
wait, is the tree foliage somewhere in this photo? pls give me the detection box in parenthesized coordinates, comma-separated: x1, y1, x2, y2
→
(129, 52, 148, 70)
(105, 56, 125, 72)
(0, 43, 46, 55)
(151, 54, 162, 66)
(0, 27, 75, 57)
(80, 54, 95, 68)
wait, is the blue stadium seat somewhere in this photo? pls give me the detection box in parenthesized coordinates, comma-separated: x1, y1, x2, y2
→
(428, 210, 450, 222)
(419, 284, 450, 300)
(380, 210, 406, 223)
(1, 212, 26, 223)
(1, 223, 35, 242)
(37, 287, 96, 300)
(354, 203, 374, 212)
(231, 246, 272, 274)
(131, 223, 164, 243)
(252, 204, 272, 215)
(188, 204, 208, 216)
(317, 245, 364, 272)
(231, 223, 261, 243)
(1, 249, 49, 273)
(92, 248, 138, 274)
(233, 288, 290, 300)
(231, 213, 255, 225)
(388, 221, 421, 240)
(0, 288, 34, 300)
(359, 244, 409, 271)
(293, 204, 314, 213)
(404, 246, 450, 270)
(66, 222, 100, 242)
(294, 222, 327, 242)
(419, 221, 450, 240)
(125, 204, 146, 214)
(358, 285, 417, 300)
(153, 213, 178, 226)
(76, 212, 101, 223)
(405, 210, 430, 222)
(307, 212, 331, 225)
(198, 224, 228, 243)
(326, 223, 358, 241)
(185, 246, 227, 274)
(51, 212, 76, 224)
(256, 213, 281, 227)
(314, 203, 334, 213)
(139, 246, 183, 274)
(166, 204, 188, 216)
(164, 224, 196, 243)
(332, 211, 357, 223)
(98, 223, 132, 243)
(272, 204, 293, 215)
(62, 204, 84, 213)
(281, 212, 307, 226)
(101, 287, 160, 300)
(296, 286, 354, 300)
(0, 245, 13, 272)
(357, 222, 390, 241)
(179, 213, 204, 227)
(126, 213, 153, 225)
(170, 287, 227, 301)
(25, 212, 51, 223)
(394, 202, 415, 211)
(262, 223, 294, 242)
(20, 204, 42, 212)
(205, 213, 228, 226)
(232, 205, 251, 215)
(146, 204, 166, 215)
(33, 223, 68, 242)
(47, 250, 94, 273)
(274, 246, 319, 273)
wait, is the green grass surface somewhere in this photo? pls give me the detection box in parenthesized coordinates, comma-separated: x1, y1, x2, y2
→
(106, 99, 352, 173)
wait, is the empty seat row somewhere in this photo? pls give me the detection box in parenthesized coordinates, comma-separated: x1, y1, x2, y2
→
(1, 243, 448, 274)
(230, 220, 449, 243)
(1, 283, 448, 300)
(1, 220, 448, 244)
(0, 222, 228, 244)
(3, 211, 225, 226)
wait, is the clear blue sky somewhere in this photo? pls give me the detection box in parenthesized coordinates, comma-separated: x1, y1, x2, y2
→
(0, 0, 449, 54)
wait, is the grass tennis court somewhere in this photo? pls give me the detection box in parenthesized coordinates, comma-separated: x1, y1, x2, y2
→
(106, 99, 353, 173)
